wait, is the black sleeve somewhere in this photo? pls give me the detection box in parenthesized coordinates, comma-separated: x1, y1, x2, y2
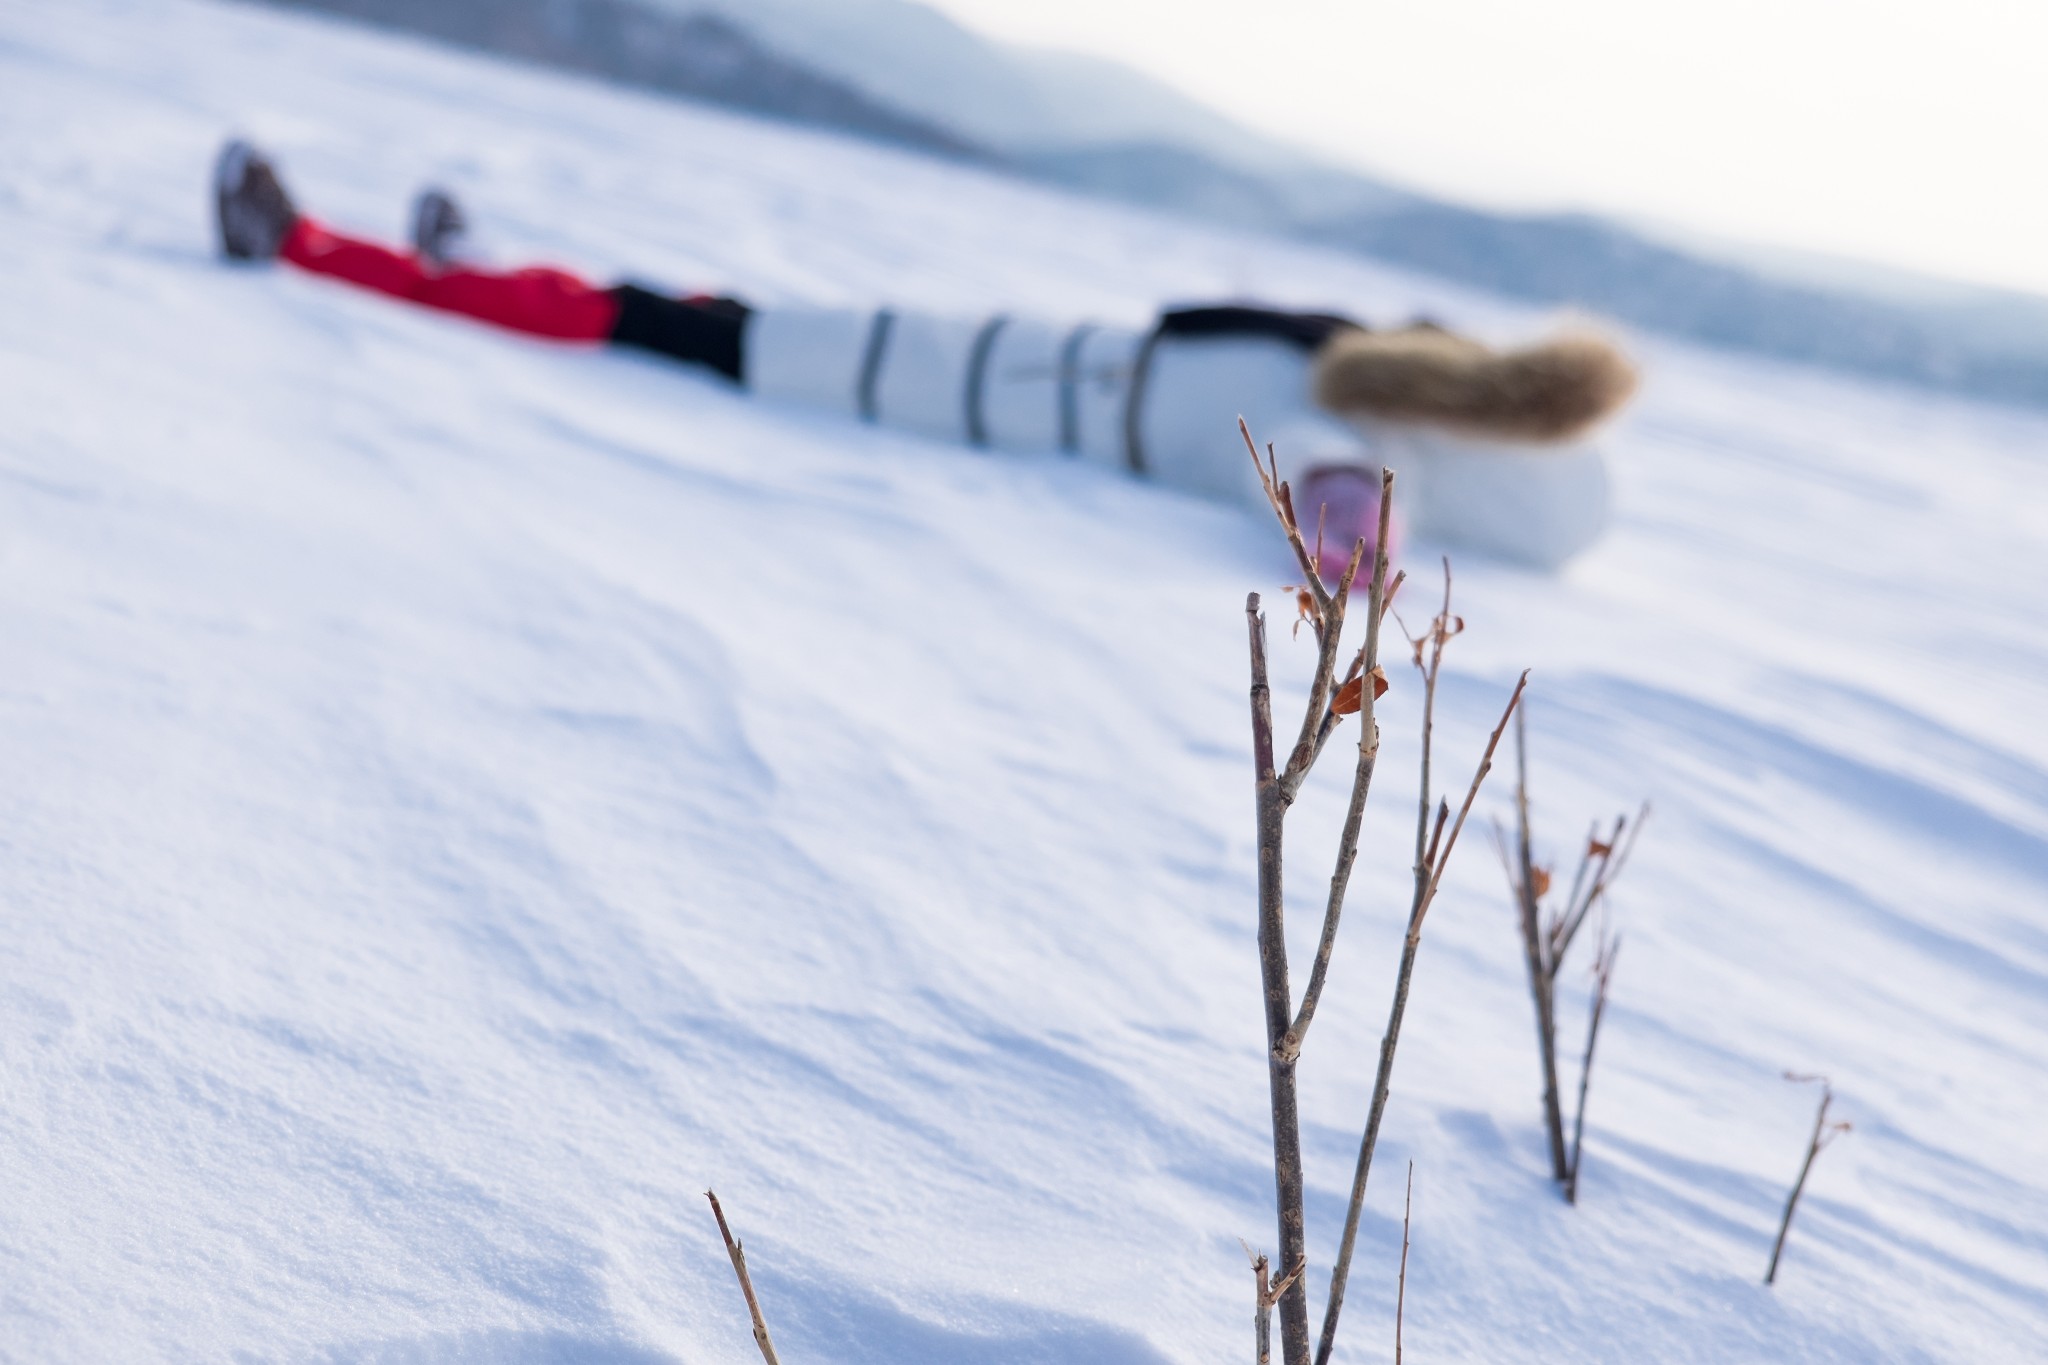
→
(607, 284, 751, 382)
(1155, 303, 1364, 351)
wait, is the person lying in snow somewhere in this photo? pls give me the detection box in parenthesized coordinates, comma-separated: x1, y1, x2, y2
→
(214, 139, 1638, 571)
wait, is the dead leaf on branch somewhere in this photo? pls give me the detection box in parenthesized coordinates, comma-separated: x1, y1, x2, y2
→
(1333, 675, 1362, 716)
(1330, 666, 1389, 716)
(1528, 865, 1553, 899)
(1283, 586, 1317, 639)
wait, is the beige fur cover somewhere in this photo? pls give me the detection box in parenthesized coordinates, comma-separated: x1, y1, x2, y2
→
(1313, 324, 1638, 443)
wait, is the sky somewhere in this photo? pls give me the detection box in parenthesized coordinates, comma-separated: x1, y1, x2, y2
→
(925, 0, 2048, 299)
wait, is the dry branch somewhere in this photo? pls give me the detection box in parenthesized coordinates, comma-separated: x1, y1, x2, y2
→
(1283, 492, 1398, 1063)
(1765, 1075, 1851, 1285)
(707, 1190, 782, 1365)
(1246, 594, 1310, 1358)
(1497, 703, 1648, 1196)
(1506, 708, 1568, 1180)
(1249, 1250, 1272, 1365)
(1315, 562, 1527, 1365)
(1395, 1162, 1414, 1365)
(1245, 1245, 1307, 1365)
(1564, 931, 1619, 1204)
(1241, 417, 1394, 1365)
(1238, 422, 1520, 1365)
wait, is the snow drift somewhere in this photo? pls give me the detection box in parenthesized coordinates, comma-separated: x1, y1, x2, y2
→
(1, 2, 2045, 1361)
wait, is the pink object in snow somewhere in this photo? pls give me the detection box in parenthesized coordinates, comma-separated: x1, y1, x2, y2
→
(1296, 464, 1398, 583)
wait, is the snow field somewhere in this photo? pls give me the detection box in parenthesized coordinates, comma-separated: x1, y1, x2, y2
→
(1, 1, 2046, 1360)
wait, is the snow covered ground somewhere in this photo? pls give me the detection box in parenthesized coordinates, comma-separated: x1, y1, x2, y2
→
(3, 1, 2047, 1360)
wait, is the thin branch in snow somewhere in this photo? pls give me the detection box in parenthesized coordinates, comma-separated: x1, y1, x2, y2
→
(1240, 418, 1368, 806)
(1395, 1162, 1414, 1365)
(706, 1190, 783, 1365)
(1507, 707, 1569, 1181)
(1316, 559, 1526, 1365)
(1241, 417, 1393, 1365)
(1284, 465, 1397, 1059)
(1564, 929, 1620, 1204)
(1240, 424, 1522, 1365)
(1766, 1075, 1852, 1285)
(1247, 1247, 1273, 1365)
(1242, 1242, 1308, 1365)
(1498, 696, 1648, 1194)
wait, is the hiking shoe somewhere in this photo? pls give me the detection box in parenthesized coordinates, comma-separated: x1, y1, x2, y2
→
(410, 186, 468, 268)
(214, 139, 298, 261)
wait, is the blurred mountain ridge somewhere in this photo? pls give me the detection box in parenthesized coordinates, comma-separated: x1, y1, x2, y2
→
(250, 0, 2048, 407)
(254, 0, 982, 157)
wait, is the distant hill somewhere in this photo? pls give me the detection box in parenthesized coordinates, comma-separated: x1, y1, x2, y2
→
(647, 0, 1315, 169)
(1317, 202, 2048, 406)
(254, 0, 979, 159)
(251, 0, 2048, 408)
(1016, 142, 1418, 237)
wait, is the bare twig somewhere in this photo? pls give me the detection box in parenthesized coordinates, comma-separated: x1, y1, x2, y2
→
(1556, 819, 1599, 933)
(707, 1190, 782, 1365)
(1243, 1245, 1308, 1365)
(1299, 575, 1404, 776)
(1564, 930, 1619, 1204)
(1508, 708, 1569, 1181)
(1765, 1075, 1852, 1285)
(1239, 424, 1517, 1365)
(1241, 419, 1398, 1365)
(1283, 466, 1396, 1061)
(1249, 1249, 1273, 1365)
(1551, 806, 1646, 965)
(1315, 562, 1527, 1365)
(1396, 1163, 1413, 1365)
(1242, 418, 1342, 620)
(1500, 701, 1649, 1193)
(1239, 420, 1367, 806)
(1246, 592, 1311, 1361)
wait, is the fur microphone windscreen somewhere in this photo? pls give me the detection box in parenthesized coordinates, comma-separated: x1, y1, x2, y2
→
(1313, 324, 1639, 443)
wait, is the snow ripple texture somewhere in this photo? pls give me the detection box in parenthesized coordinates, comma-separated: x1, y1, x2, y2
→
(1, 1, 2045, 1360)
